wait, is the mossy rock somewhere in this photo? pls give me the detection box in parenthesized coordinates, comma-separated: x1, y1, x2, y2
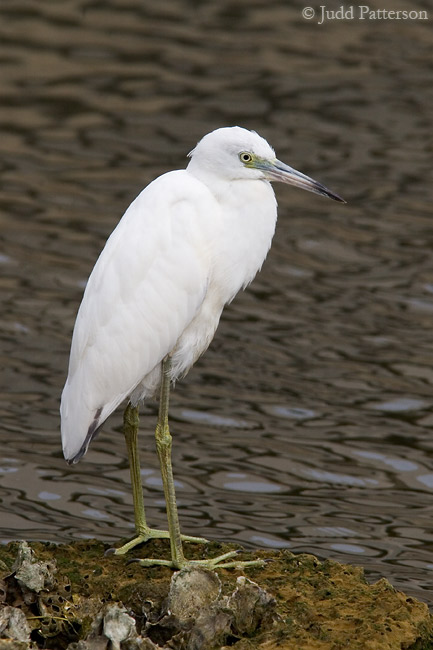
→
(0, 539, 431, 649)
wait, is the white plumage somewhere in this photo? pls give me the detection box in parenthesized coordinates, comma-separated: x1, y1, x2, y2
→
(61, 127, 282, 461)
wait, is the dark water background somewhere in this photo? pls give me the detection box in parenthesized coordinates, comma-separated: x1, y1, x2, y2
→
(1, 0, 433, 604)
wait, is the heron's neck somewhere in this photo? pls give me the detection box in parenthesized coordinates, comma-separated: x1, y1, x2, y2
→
(208, 177, 278, 300)
(186, 165, 266, 203)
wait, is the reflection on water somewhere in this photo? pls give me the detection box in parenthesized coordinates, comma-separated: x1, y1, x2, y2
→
(1, 0, 433, 605)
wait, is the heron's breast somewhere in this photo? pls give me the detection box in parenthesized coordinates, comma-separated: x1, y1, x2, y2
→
(211, 181, 278, 300)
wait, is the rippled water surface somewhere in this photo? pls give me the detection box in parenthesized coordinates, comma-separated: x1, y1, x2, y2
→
(1, 0, 433, 604)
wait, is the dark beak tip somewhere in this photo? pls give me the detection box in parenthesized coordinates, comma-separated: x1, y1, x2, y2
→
(324, 189, 346, 203)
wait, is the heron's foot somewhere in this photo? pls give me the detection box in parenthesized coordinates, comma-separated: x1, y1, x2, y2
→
(107, 528, 208, 556)
(134, 549, 266, 571)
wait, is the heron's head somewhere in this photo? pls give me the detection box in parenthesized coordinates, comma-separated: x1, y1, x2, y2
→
(188, 126, 345, 202)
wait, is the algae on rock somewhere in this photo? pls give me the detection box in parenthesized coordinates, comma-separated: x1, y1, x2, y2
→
(0, 540, 432, 649)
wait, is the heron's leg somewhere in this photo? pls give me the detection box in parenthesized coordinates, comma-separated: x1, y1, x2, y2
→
(124, 403, 148, 535)
(153, 356, 185, 566)
(111, 402, 207, 557)
(137, 358, 265, 571)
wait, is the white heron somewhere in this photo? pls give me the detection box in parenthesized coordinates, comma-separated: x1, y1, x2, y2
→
(61, 126, 344, 570)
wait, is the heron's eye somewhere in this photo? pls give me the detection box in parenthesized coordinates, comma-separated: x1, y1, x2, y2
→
(239, 152, 253, 164)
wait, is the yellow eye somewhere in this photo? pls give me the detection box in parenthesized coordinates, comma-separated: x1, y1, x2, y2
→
(240, 152, 252, 163)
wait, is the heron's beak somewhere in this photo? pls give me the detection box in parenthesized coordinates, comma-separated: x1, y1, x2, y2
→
(261, 158, 345, 203)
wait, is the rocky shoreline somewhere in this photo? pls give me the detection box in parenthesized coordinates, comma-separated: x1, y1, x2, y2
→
(0, 539, 431, 649)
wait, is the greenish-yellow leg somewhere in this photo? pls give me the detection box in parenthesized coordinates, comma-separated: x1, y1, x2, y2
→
(112, 402, 207, 556)
(137, 357, 265, 570)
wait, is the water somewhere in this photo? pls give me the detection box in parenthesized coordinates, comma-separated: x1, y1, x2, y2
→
(1, 0, 433, 604)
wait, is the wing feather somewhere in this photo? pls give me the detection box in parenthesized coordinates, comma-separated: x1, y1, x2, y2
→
(61, 170, 215, 461)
